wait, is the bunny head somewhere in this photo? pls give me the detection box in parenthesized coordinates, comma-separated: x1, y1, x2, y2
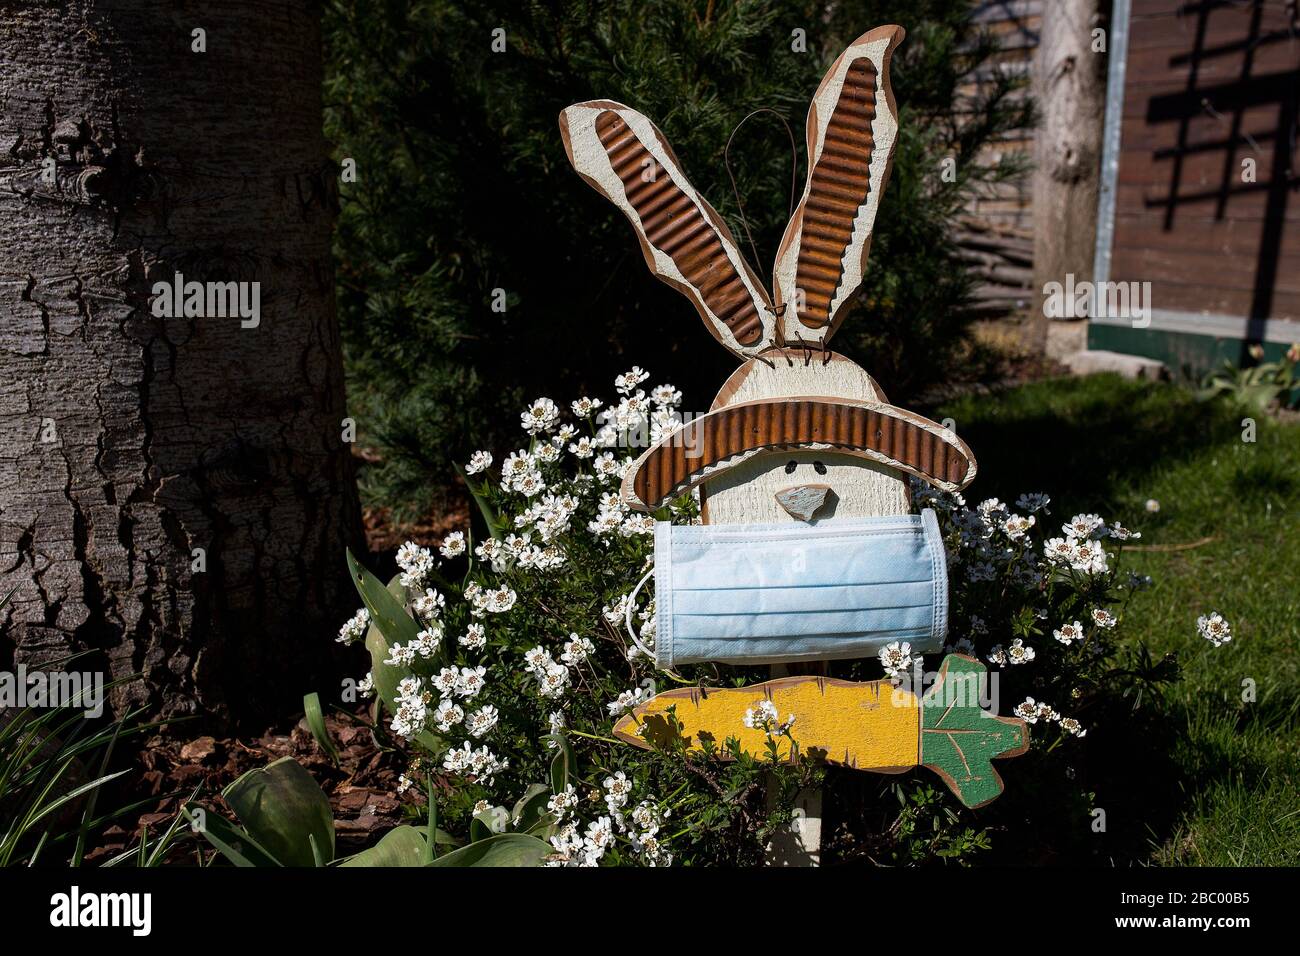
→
(559, 25, 976, 526)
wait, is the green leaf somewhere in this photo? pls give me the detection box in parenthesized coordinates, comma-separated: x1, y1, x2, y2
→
(339, 825, 428, 867)
(346, 549, 420, 651)
(919, 655, 1030, 809)
(547, 734, 573, 795)
(454, 463, 503, 539)
(221, 757, 335, 867)
(511, 783, 552, 833)
(182, 803, 280, 867)
(427, 833, 551, 867)
(303, 692, 340, 764)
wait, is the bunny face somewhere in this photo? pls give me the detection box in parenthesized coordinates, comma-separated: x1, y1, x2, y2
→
(559, 24, 977, 525)
(698, 349, 912, 525)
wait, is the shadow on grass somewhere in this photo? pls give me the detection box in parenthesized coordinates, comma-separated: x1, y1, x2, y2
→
(887, 375, 1294, 864)
(929, 375, 1240, 510)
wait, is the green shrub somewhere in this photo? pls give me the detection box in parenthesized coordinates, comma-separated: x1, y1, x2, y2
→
(324, 0, 1030, 516)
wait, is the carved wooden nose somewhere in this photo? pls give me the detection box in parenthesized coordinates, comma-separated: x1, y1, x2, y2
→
(775, 484, 831, 521)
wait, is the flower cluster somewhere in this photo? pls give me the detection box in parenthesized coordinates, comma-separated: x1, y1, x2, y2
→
(742, 699, 796, 736)
(545, 773, 671, 867)
(1013, 697, 1087, 738)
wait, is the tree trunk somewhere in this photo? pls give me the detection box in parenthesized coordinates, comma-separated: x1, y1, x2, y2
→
(0, 1, 362, 728)
(1030, 0, 1108, 354)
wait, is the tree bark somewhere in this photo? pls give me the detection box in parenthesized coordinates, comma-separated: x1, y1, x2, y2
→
(0, 1, 362, 727)
(1030, 0, 1108, 354)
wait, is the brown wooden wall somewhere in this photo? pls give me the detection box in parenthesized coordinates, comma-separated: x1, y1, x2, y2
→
(1112, 0, 1300, 322)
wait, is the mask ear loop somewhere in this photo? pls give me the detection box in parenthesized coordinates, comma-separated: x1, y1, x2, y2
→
(624, 566, 692, 685)
(624, 567, 657, 661)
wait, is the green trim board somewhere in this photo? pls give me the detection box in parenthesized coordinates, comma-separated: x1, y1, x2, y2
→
(1088, 323, 1295, 380)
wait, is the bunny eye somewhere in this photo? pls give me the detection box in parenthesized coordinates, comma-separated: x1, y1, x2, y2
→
(784, 460, 798, 474)
(813, 460, 827, 475)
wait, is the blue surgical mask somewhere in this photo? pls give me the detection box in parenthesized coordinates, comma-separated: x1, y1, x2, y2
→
(629, 510, 948, 670)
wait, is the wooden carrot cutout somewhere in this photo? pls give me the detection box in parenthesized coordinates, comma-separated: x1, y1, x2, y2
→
(613, 655, 1029, 809)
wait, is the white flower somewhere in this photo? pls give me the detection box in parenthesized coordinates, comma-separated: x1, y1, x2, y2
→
(651, 384, 682, 407)
(486, 586, 516, 613)
(630, 801, 663, 833)
(1070, 538, 1109, 574)
(384, 642, 417, 667)
(583, 816, 615, 860)
(1106, 522, 1140, 541)
(467, 743, 508, 784)
(1005, 638, 1036, 664)
(395, 542, 436, 588)
(1036, 701, 1060, 722)
(602, 594, 630, 624)
(465, 451, 493, 475)
(473, 799, 491, 815)
(1197, 611, 1233, 647)
(513, 470, 546, 497)
(569, 436, 596, 459)
(1091, 608, 1117, 629)
(878, 640, 915, 682)
(501, 451, 532, 482)
(1053, 620, 1084, 645)
(607, 687, 648, 715)
(431, 667, 460, 695)
(1013, 697, 1040, 723)
(987, 645, 1008, 666)
(523, 645, 554, 676)
(1015, 493, 1051, 513)
(521, 397, 560, 434)
(1003, 514, 1035, 541)
(1059, 716, 1087, 738)
(459, 623, 487, 650)
(538, 663, 571, 700)
(411, 625, 442, 658)
(604, 771, 633, 811)
(561, 633, 594, 665)
(1064, 513, 1105, 540)
(356, 672, 374, 699)
(439, 531, 466, 558)
(412, 587, 445, 619)
(614, 367, 650, 394)
(457, 665, 488, 699)
(336, 607, 370, 645)
(743, 699, 779, 731)
(1043, 536, 1075, 564)
(442, 743, 471, 773)
(548, 785, 578, 821)
(1144, 498, 1161, 513)
(433, 699, 464, 732)
(571, 396, 603, 417)
(466, 705, 499, 738)
(742, 699, 795, 735)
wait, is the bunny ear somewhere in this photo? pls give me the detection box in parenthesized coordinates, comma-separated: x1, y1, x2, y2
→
(772, 25, 906, 347)
(559, 101, 777, 358)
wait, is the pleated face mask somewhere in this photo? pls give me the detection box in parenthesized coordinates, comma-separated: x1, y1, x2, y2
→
(629, 510, 949, 670)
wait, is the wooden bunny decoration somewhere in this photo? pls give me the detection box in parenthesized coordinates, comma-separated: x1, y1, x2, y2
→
(559, 25, 1027, 809)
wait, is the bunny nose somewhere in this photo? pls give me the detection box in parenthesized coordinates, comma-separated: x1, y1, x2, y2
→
(775, 484, 831, 522)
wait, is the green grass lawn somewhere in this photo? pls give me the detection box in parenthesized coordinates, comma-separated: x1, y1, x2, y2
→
(935, 374, 1300, 865)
